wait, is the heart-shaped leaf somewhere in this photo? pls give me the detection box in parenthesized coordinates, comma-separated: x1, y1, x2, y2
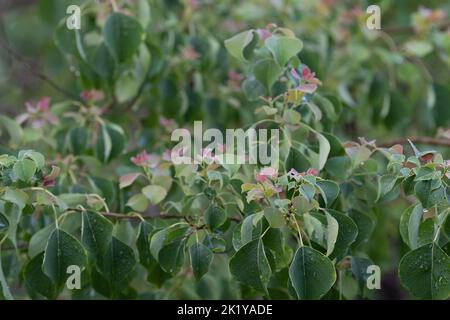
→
(265, 36, 303, 66)
(399, 243, 450, 300)
(229, 239, 271, 293)
(289, 246, 336, 299)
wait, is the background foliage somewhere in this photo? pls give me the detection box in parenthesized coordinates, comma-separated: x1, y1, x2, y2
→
(0, 0, 449, 300)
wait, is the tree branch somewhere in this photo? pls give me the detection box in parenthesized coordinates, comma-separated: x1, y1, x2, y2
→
(378, 136, 450, 148)
(80, 209, 241, 222)
(384, 21, 450, 34)
(0, 0, 36, 12)
(0, 40, 83, 102)
(103, 212, 187, 221)
(67, 207, 186, 221)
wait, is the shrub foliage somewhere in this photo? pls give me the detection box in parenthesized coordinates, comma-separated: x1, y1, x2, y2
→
(0, 0, 449, 300)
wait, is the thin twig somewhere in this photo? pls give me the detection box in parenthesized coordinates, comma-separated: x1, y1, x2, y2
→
(383, 21, 450, 34)
(0, 211, 239, 252)
(75, 208, 241, 222)
(378, 136, 450, 148)
(67, 207, 187, 221)
(0, 40, 82, 102)
(125, 66, 152, 110)
(0, 0, 36, 11)
(1, 242, 29, 252)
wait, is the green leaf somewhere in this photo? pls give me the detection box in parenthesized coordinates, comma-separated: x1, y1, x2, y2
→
(91, 42, 116, 79)
(0, 251, 13, 299)
(119, 173, 141, 189)
(239, 214, 263, 247)
(0, 213, 9, 235)
(326, 210, 358, 260)
(289, 246, 336, 299)
(146, 264, 171, 288)
(404, 40, 433, 58)
(266, 35, 303, 66)
(262, 228, 293, 270)
(253, 58, 282, 93)
(417, 219, 434, 247)
(283, 109, 301, 125)
(105, 123, 126, 160)
(303, 213, 325, 247)
(126, 193, 148, 212)
(103, 12, 143, 63)
(204, 234, 226, 253)
(306, 102, 322, 121)
(350, 256, 373, 289)
(13, 159, 37, 182)
(69, 127, 88, 156)
(0, 154, 14, 167)
(324, 211, 339, 257)
(89, 177, 116, 206)
(81, 210, 113, 260)
(150, 228, 169, 261)
(142, 185, 167, 205)
(299, 184, 316, 201)
(322, 133, 345, 157)
(324, 156, 351, 180)
(158, 240, 186, 274)
(349, 209, 376, 247)
(229, 239, 271, 293)
(315, 132, 331, 170)
(137, 223, 171, 286)
(399, 204, 423, 249)
(242, 78, 266, 101)
(28, 223, 55, 258)
(263, 207, 285, 228)
(4, 187, 28, 210)
(204, 205, 227, 230)
(96, 124, 112, 163)
(292, 196, 315, 215)
(136, 0, 151, 28)
(377, 175, 398, 201)
(433, 84, 450, 127)
(224, 30, 254, 62)
(54, 21, 81, 58)
(90, 267, 113, 298)
(113, 221, 135, 247)
(99, 237, 136, 284)
(24, 253, 56, 300)
(285, 148, 310, 173)
(43, 229, 87, 288)
(316, 180, 339, 208)
(414, 180, 445, 209)
(19, 150, 45, 169)
(189, 243, 213, 280)
(150, 224, 190, 260)
(136, 221, 154, 268)
(0, 114, 23, 145)
(313, 95, 338, 122)
(399, 243, 450, 300)
(2, 201, 24, 248)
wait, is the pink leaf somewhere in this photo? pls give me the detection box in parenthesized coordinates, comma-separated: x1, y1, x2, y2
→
(119, 173, 141, 189)
(297, 83, 318, 94)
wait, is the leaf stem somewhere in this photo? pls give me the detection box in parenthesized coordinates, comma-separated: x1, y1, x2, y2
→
(433, 208, 450, 243)
(292, 216, 304, 247)
(0, 247, 14, 300)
